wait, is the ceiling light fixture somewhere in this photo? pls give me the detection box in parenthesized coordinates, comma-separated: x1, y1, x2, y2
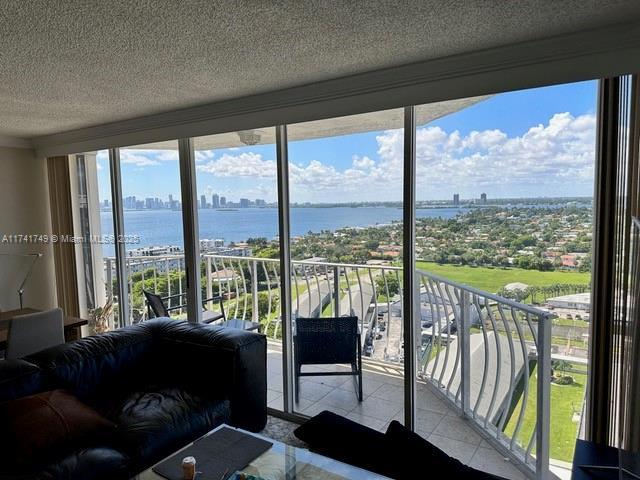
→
(238, 130, 261, 146)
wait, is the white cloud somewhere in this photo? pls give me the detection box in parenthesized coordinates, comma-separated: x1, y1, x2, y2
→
(192, 112, 596, 201)
(195, 150, 215, 163)
(352, 155, 375, 170)
(407, 112, 596, 197)
(197, 152, 277, 177)
(120, 154, 160, 167)
(119, 149, 178, 167)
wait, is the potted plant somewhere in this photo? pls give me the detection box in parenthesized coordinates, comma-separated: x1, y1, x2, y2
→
(89, 297, 114, 334)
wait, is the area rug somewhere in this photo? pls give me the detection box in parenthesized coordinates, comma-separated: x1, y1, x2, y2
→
(260, 415, 307, 448)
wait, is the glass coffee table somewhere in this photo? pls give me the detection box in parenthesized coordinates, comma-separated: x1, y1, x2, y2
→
(135, 424, 390, 480)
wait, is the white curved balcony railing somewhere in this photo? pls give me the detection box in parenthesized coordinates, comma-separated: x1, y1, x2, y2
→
(417, 269, 551, 476)
(104, 254, 551, 478)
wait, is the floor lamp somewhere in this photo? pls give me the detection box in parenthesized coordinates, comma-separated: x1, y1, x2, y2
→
(0, 253, 42, 309)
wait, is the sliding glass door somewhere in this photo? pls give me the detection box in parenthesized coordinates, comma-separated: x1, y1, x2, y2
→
(285, 109, 406, 428)
(413, 81, 597, 471)
(117, 141, 184, 324)
(69, 150, 119, 330)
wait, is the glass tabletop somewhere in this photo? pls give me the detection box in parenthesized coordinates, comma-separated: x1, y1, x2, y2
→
(135, 424, 390, 480)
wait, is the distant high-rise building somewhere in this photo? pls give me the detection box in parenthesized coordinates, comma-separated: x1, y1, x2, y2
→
(124, 196, 136, 209)
(239, 198, 250, 208)
(220, 196, 226, 206)
(480, 193, 487, 204)
(453, 193, 460, 206)
(168, 194, 174, 209)
(145, 197, 154, 209)
(255, 198, 266, 206)
(212, 193, 219, 208)
(200, 194, 207, 209)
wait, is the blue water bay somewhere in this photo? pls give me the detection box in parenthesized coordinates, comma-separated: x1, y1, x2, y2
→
(99, 206, 465, 256)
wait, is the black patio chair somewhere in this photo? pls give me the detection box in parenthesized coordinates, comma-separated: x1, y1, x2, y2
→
(293, 316, 362, 403)
(143, 290, 226, 323)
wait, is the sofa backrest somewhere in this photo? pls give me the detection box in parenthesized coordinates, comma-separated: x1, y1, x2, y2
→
(0, 359, 44, 403)
(5, 318, 267, 433)
(25, 322, 158, 401)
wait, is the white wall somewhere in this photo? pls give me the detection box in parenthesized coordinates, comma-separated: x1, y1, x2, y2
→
(0, 146, 57, 311)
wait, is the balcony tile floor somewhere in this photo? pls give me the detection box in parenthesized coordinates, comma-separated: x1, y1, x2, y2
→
(266, 341, 530, 480)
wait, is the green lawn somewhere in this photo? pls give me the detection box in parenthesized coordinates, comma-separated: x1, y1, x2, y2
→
(504, 369, 586, 463)
(416, 262, 590, 294)
(553, 317, 590, 328)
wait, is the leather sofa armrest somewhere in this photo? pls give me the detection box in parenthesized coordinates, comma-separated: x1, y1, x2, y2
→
(0, 359, 43, 402)
(148, 319, 267, 432)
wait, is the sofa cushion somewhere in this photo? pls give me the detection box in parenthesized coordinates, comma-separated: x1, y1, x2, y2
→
(0, 389, 116, 468)
(0, 359, 44, 403)
(95, 386, 231, 472)
(25, 322, 158, 401)
(386, 420, 506, 479)
(36, 447, 129, 480)
(294, 410, 395, 478)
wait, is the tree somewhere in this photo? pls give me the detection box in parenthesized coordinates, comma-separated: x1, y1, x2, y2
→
(375, 272, 400, 297)
(526, 286, 539, 304)
(552, 360, 573, 375)
(579, 254, 592, 273)
(364, 242, 380, 254)
(246, 237, 268, 247)
(511, 235, 537, 250)
(241, 291, 279, 321)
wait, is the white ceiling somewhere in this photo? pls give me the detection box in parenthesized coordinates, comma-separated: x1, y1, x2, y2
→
(2, 1, 640, 140)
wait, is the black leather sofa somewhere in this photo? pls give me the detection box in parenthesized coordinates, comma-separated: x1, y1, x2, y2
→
(0, 318, 267, 480)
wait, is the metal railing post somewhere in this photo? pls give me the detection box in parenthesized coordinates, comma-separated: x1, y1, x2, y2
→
(333, 265, 340, 317)
(460, 290, 472, 416)
(206, 256, 213, 307)
(165, 258, 171, 310)
(251, 259, 259, 322)
(536, 314, 551, 479)
(105, 258, 113, 299)
(105, 258, 113, 328)
(178, 258, 184, 315)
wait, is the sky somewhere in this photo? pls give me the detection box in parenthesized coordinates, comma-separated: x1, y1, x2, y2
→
(96, 80, 598, 203)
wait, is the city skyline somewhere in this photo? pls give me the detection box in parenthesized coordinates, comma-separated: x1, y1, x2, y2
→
(101, 192, 593, 211)
(103, 193, 268, 210)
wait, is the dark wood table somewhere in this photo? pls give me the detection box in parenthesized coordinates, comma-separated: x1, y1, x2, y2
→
(0, 308, 88, 349)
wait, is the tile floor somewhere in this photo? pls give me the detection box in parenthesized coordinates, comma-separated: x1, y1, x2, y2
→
(265, 341, 532, 480)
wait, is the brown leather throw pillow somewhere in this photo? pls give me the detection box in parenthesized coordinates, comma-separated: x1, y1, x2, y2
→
(0, 389, 116, 466)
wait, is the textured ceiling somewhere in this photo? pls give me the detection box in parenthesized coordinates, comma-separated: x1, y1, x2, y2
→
(1, 0, 640, 139)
